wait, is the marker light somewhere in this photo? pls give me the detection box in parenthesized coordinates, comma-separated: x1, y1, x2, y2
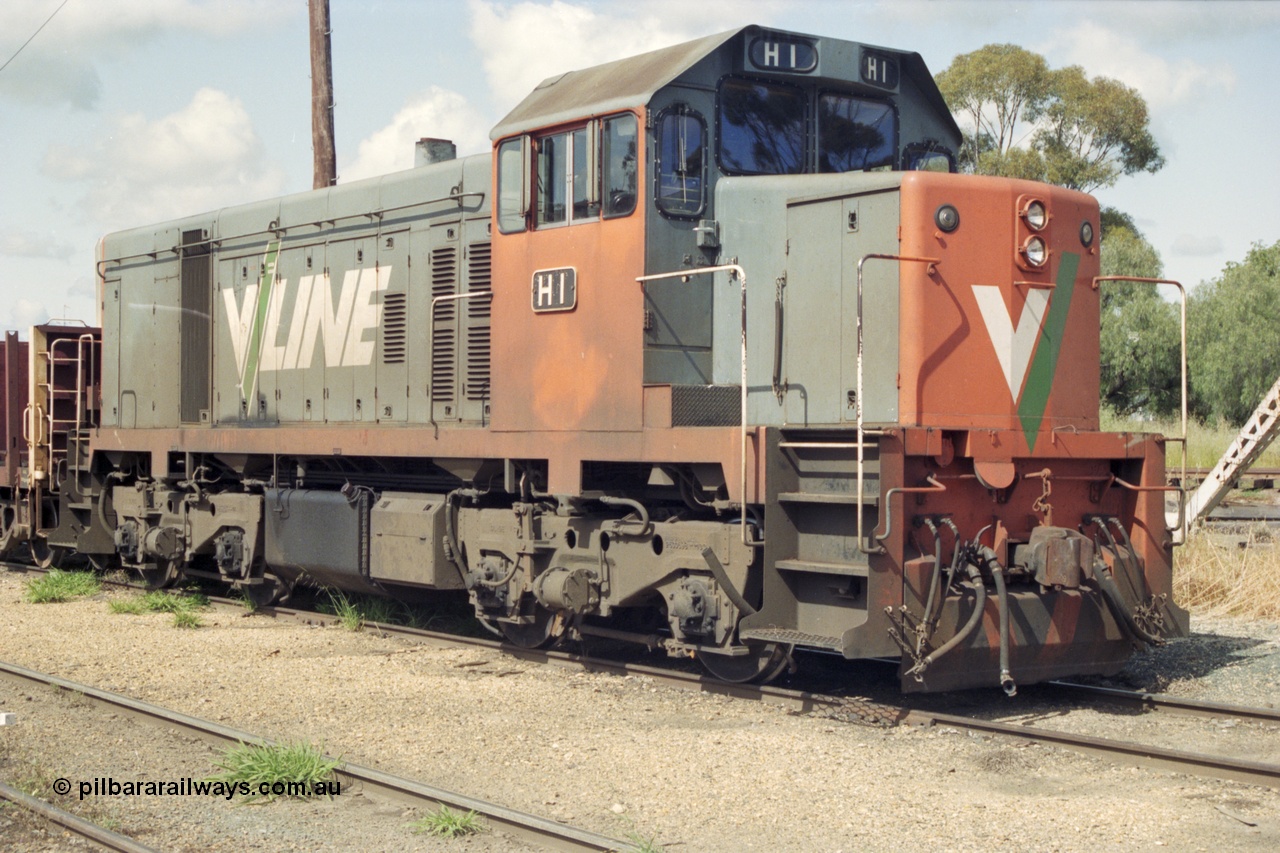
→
(1023, 200, 1047, 230)
(935, 204, 960, 233)
(1023, 236, 1048, 267)
(1080, 220, 1094, 248)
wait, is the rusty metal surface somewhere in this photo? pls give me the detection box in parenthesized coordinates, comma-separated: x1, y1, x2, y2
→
(1, 333, 28, 491)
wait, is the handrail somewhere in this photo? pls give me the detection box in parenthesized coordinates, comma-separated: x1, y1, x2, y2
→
(96, 190, 486, 278)
(874, 475, 947, 543)
(856, 253, 939, 554)
(1092, 276, 1187, 540)
(427, 290, 494, 433)
(44, 334, 100, 491)
(636, 265, 756, 546)
(1112, 475, 1186, 535)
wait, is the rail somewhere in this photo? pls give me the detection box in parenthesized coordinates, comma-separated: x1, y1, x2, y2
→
(636, 265, 758, 545)
(0, 660, 629, 853)
(0, 780, 157, 853)
(13, 563, 1280, 790)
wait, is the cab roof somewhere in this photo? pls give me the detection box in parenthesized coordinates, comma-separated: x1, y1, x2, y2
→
(489, 25, 958, 142)
(490, 29, 738, 141)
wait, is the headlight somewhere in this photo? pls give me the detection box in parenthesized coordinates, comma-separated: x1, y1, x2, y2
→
(1022, 200, 1047, 230)
(1080, 220, 1094, 248)
(1022, 236, 1048, 267)
(935, 204, 960, 233)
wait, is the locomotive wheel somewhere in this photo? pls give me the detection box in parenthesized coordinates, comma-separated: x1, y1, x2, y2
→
(136, 560, 179, 590)
(498, 607, 559, 649)
(698, 641, 792, 684)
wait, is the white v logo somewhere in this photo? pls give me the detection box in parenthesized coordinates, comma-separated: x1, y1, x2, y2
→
(972, 286, 1051, 401)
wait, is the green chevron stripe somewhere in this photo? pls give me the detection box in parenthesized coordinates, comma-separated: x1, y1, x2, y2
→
(240, 239, 281, 399)
(1018, 251, 1080, 453)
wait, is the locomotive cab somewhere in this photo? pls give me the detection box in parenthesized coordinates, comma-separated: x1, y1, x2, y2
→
(487, 25, 960, 438)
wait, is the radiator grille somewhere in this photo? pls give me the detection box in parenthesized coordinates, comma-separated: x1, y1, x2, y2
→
(381, 291, 407, 365)
(465, 241, 492, 401)
(430, 247, 457, 402)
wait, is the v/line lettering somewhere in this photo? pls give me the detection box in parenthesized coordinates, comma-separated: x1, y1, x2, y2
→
(224, 259, 392, 400)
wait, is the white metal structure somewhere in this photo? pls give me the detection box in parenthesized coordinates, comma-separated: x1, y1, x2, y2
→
(1176, 372, 1280, 537)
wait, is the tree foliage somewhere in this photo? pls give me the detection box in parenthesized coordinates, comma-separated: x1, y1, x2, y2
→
(1189, 240, 1280, 426)
(1097, 221, 1180, 417)
(935, 45, 1164, 191)
(934, 44, 1049, 173)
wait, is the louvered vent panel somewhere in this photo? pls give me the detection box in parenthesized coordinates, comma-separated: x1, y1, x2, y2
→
(432, 247, 458, 318)
(381, 291, 407, 364)
(431, 246, 458, 402)
(466, 241, 492, 401)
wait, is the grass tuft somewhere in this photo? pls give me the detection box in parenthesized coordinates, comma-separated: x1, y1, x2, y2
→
(141, 590, 208, 613)
(108, 589, 209, 627)
(317, 589, 402, 630)
(407, 805, 486, 838)
(320, 589, 365, 631)
(24, 570, 101, 603)
(107, 597, 147, 615)
(207, 740, 341, 801)
(622, 830, 666, 853)
(172, 610, 202, 629)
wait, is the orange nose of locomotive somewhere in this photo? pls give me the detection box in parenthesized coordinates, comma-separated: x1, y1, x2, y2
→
(882, 172, 1186, 693)
(897, 171, 1102, 446)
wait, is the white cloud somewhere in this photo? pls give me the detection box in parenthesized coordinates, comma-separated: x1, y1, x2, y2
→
(0, 1, 297, 108)
(467, 0, 778, 108)
(1073, 1, 1280, 45)
(341, 88, 492, 183)
(1172, 234, 1225, 258)
(0, 230, 75, 260)
(41, 88, 286, 227)
(1048, 21, 1235, 112)
(5, 299, 51, 332)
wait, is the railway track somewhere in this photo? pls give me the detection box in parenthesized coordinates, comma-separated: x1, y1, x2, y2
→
(196, 585, 1280, 789)
(0, 659, 631, 853)
(10, 563, 1280, 795)
(0, 779, 158, 852)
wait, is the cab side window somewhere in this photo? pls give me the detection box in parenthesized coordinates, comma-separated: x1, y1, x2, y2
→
(497, 137, 527, 234)
(533, 117, 640, 229)
(602, 114, 638, 218)
(654, 105, 706, 218)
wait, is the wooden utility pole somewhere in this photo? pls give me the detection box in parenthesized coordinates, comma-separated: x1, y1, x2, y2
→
(309, 0, 336, 188)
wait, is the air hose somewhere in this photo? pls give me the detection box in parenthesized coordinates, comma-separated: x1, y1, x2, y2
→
(908, 558, 986, 681)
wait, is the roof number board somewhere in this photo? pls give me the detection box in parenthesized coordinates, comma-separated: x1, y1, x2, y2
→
(748, 37, 817, 73)
(532, 267, 577, 313)
(860, 50, 899, 90)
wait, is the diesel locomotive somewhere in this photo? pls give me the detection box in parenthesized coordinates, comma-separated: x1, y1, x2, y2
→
(0, 26, 1188, 692)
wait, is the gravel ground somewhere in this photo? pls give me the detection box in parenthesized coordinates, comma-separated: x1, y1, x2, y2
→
(1, 568, 1278, 852)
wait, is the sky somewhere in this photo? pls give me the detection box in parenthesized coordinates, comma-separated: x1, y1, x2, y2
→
(1, 0, 1276, 332)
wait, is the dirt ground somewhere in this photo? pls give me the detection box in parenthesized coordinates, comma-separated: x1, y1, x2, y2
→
(1, 569, 1278, 852)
